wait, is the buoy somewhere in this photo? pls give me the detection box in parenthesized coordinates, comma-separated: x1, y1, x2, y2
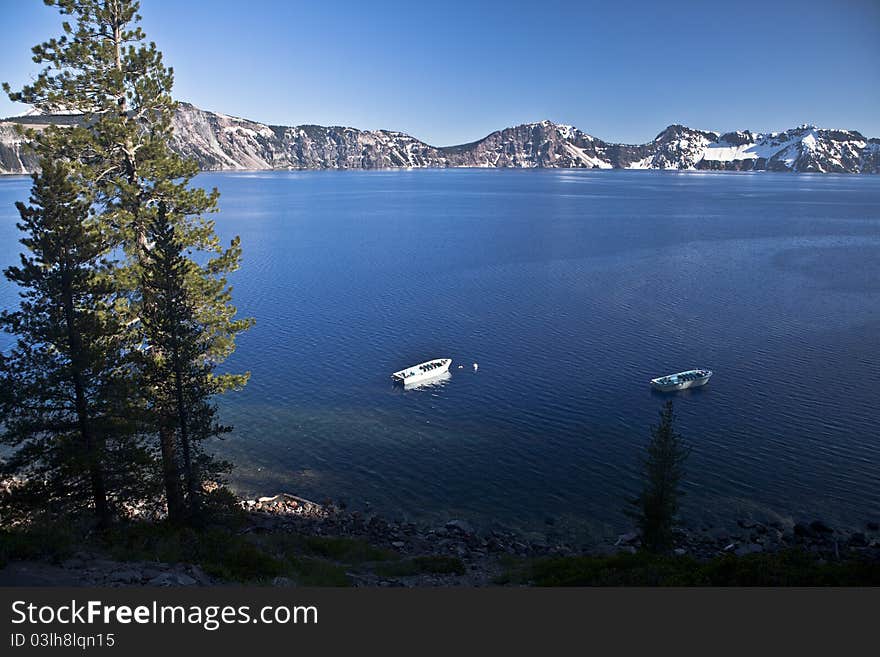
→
(473, 362, 479, 371)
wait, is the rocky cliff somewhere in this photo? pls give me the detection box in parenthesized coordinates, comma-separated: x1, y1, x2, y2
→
(1, 103, 877, 174)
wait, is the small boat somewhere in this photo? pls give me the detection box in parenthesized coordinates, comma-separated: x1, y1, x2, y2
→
(392, 358, 452, 386)
(651, 368, 712, 392)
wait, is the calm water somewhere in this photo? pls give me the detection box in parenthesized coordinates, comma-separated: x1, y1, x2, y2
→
(1, 169, 879, 541)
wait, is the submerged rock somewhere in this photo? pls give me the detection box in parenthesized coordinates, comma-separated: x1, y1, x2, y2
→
(810, 520, 834, 534)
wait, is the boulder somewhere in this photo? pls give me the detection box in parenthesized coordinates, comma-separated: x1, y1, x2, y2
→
(445, 520, 474, 535)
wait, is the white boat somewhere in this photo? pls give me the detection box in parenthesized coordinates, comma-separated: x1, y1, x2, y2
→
(392, 358, 452, 386)
(651, 368, 712, 392)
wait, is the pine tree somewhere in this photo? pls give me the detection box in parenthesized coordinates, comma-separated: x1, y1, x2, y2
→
(4, 0, 252, 522)
(629, 401, 691, 554)
(139, 202, 234, 517)
(0, 157, 150, 526)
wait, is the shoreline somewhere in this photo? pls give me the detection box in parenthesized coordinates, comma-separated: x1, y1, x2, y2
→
(2, 488, 879, 586)
(240, 491, 880, 557)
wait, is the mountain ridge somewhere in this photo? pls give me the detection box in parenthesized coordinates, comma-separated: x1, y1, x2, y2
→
(1, 102, 877, 174)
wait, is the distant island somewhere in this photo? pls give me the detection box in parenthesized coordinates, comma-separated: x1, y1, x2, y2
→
(1, 102, 878, 175)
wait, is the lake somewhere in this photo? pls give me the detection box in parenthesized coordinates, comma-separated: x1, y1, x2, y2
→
(1, 169, 879, 541)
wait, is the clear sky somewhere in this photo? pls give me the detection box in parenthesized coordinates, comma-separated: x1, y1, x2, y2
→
(1, 0, 878, 145)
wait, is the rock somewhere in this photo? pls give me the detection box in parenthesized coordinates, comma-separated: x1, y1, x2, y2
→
(147, 573, 175, 586)
(188, 565, 212, 585)
(867, 522, 879, 532)
(735, 543, 764, 556)
(147, 572, 197, 586)
(486, 538, 506, 553)
(673, 548, 687, 556)
(445, 520, 474, 535)
(174, 573, 197, 586)
(615, 531, 639, 546)
(271, 576, 293, 587)
(61, 558, 85, 569)
(109, 569, 142, 584)
(391, 541, 405, 549)
(793, 522, 815, 538)
(809, 520, 834, 534)
(722, 543, 737, 553)
(848, 532, 868, 547)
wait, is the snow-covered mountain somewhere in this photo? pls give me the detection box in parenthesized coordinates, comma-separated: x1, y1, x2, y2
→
(1, 103, 877, 174)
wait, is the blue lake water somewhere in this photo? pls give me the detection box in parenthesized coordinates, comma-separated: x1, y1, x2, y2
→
(1, 169, 879, 541)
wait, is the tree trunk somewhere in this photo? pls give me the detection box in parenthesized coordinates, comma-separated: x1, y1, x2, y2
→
(173, 344, 198, 514)
(159, 424, 185, 522)
(61, 269, 111, 527)
(112, 3, 148, 251)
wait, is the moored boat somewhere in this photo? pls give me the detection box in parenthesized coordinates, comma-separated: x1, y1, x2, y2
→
(650, 368, 712, 392)
(392, 358, 452, 386)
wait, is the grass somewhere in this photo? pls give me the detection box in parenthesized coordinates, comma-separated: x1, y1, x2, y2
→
(497, 550, 880, 586)
(287, 556, 351, 586)
(0, 514, 471, 585)
(6, 492, 875, 587)
(0, 520, 78, 569)
(375, 556, 466, 578)
(1, 493, 401, 586)
(297, 535, 398, 563)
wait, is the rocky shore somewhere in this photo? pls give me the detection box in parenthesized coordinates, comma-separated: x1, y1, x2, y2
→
(239, 494, 880, 583)
(2, 491, 878, 587)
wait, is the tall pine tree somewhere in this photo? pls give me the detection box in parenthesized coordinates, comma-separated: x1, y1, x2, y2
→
(139, 202, 234, 517)
(4, 0, 252, 522)
(0, 157, 151, 526)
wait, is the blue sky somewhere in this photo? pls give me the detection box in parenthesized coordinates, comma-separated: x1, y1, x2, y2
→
(1, 0, 878, 145)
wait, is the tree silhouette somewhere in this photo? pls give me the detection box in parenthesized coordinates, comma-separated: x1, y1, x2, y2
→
(629, 400, 691, 553)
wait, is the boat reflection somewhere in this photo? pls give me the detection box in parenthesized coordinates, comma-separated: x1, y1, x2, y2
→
(649, 384, 710, 400)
